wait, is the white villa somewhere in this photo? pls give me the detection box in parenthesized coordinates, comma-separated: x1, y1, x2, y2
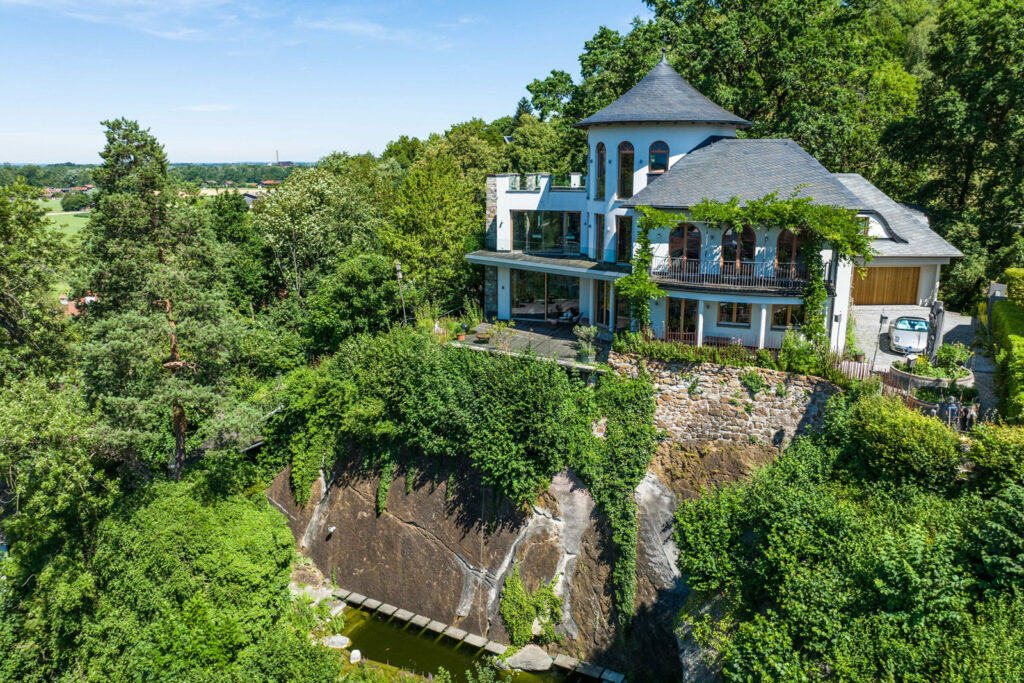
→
(466, 56, 961, 352)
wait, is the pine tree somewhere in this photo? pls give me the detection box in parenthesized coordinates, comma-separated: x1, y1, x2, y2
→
(79, 120, 246, 478)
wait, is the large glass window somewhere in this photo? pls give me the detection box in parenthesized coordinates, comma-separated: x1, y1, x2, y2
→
(511, 211, 582, 254)
(649, 141, 669, 173)
(722, 225, 756, 271)
(595, 143, 606, 200)
(594, 214, 605, 260)
(718, 302, 751, 327)
(616, 216, 633, 263)
(511, 270, 546, 319)
(771, 304, 804, 330)
(510, 270, 580, 322)
(617, 142, 634, 198)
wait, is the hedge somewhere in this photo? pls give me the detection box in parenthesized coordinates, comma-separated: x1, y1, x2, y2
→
(1007, 268, 1024, 308)
(991, 299, 1024, 423)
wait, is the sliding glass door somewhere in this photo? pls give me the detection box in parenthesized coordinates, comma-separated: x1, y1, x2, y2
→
(510, 270, 580, 321)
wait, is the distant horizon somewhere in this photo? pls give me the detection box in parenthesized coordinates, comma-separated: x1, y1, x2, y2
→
(0, 0, 652, 163)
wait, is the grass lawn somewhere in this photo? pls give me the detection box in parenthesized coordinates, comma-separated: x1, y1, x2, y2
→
(39, 197, 64, 212)
(48, 211, 91, 238)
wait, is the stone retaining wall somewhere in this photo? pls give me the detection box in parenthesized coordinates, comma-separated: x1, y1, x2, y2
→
(609, 352, 839, 447)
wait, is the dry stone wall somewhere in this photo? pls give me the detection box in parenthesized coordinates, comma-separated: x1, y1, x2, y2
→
(609, 352, 839, 447)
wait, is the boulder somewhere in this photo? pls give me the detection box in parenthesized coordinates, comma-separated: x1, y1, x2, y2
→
(349, 649, 362, 664)
(506, 644, 553, 671)
(321, 634, 350, 649)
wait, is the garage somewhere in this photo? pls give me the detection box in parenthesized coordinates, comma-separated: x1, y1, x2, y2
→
(852, 266, 920, 305)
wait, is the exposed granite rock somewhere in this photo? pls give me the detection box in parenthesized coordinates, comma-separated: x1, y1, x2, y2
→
(506, 644, 553, 671)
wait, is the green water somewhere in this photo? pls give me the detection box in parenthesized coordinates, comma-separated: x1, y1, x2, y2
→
(340, 607, 585, 683)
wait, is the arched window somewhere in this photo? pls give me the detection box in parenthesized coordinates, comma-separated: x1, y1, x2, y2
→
(721, 225, 756, 272)
(776, 229, 802, 278)
(649, 141, 669, 173)
(617, 142, 634, 199)
(669, 223, 701, 261)
(595, 143, 606, 200)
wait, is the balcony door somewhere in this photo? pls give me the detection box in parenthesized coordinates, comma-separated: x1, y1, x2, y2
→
(776, 229, 803, 280)
(669, 222, 701, 278)
(667, 298, 699, 343)
(721, 225, 756, 276)
(510, 269, 580, 321)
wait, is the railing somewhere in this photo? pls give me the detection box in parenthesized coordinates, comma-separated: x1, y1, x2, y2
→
(507, 173, 586, 191)
(507, 174, 541, 191)
(523, 240, 582, 257)
(650, 257, 824, 291)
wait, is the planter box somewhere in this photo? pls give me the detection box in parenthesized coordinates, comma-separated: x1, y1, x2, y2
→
(889, 365, 975, 390)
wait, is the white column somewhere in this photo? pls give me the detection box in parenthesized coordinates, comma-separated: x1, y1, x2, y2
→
(758, 303, 767, 349)
(696, 304, 704, 346)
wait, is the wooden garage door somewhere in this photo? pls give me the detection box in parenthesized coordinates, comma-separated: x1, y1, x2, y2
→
(852, 267, 920, 305)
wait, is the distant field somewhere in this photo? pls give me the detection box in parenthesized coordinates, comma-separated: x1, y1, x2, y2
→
(39, 197, 63, 212)
(48, 211, 90, 238)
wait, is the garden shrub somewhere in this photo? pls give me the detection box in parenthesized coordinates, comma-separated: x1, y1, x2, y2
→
(1006, 267, 1024, 308)
(846, 394, 961, 485)
(776, 330, 818, 375)
(976, 484, 1024, 593)
(991, 299, 1024, 423)
(969, 424, 1024, 482)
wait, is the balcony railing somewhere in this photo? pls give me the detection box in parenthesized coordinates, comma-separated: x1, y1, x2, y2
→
(522, 240, 582, 257)
(507, 173, 586, 191)
(650, 257, 826, 292)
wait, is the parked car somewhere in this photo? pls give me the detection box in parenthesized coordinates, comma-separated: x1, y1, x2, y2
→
(888, 316, 930, 354)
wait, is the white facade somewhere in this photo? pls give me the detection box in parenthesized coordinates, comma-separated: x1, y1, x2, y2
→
(469, 107, 951, 354)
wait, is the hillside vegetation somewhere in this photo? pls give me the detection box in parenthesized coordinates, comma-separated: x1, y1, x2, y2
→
(2, 0, 1023, 679)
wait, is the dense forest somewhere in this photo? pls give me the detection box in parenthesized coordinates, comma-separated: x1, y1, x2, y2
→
(2, 0, 1023, 680)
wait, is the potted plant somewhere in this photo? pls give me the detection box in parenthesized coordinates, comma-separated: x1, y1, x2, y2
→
(574, 324, 598, 363)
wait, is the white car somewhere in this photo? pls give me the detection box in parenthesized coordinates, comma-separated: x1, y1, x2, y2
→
(888, 316, 930, 354)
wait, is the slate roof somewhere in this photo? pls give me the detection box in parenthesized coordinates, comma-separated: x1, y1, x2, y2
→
(833, 174, 963, 259)
(622, 138, 864, 210)
(575, 55, 750, 129)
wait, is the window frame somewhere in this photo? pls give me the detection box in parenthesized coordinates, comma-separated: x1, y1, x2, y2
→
(669, 222, 702, 261)
(721, 225, 757, 269)
(595, 143, 606, 200)
(617, 141, 634, 199)
(615, 215, 633, 264)
(649, 140, 669, 174)
(594, 213, 605, 261)
(717, 301, 752, 328)
(770, 303, 804, 331)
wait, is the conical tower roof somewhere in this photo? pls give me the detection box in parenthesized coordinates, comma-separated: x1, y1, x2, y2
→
(574, 54, 750, 129)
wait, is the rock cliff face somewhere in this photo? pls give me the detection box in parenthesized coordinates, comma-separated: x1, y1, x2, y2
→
(267, 440, 778, 680)
(266, 361, 837, 680)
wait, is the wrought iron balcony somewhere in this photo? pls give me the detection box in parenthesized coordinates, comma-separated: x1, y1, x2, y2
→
(650, 257, 825, 293)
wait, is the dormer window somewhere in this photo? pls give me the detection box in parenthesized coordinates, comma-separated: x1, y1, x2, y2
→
(649, 141, 669, 173)
(617, 142, 634, 199)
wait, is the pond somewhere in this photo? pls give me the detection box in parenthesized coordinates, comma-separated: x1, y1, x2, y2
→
(340, 607, 585, 683)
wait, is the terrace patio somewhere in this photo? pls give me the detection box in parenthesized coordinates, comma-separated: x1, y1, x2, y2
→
(448, 322, 608, 368)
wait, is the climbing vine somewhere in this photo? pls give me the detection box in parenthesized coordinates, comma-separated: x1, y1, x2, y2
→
(614, 206, 668, 332)
(499, 563, 563, 647)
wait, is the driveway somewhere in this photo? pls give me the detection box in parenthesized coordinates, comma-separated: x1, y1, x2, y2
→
(851, 305, 933, 369)
(851, 304, 1000, 418)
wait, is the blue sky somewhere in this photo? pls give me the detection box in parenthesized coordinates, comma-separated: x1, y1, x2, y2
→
(0, 0, 652, 163)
